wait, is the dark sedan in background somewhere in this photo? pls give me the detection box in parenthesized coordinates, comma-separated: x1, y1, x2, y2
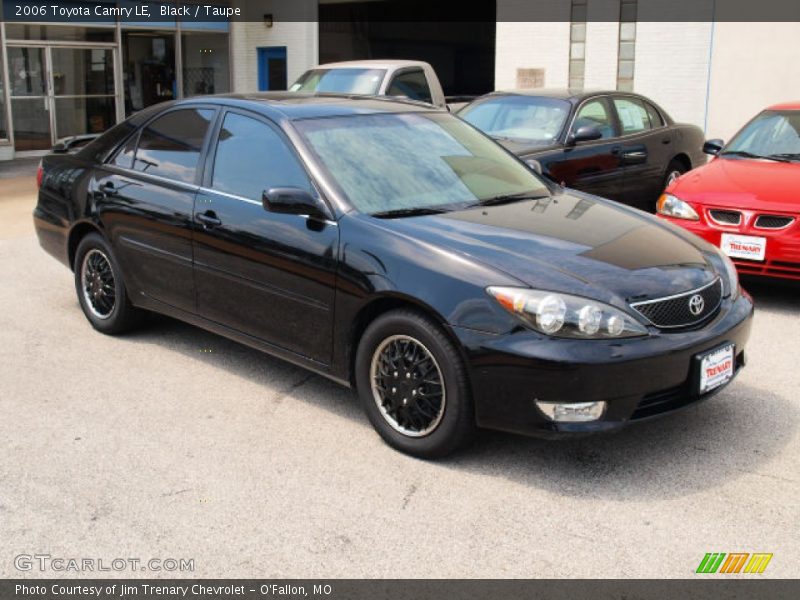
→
(460, 90, 706, 211)
(34, 93, 751, 458)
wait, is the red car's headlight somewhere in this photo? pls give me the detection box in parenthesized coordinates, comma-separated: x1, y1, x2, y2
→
(657, 193, 699, 220)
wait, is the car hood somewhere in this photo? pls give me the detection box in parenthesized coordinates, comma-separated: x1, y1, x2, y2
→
(380, 191, 720, 306)
(671, 156, 800, 213)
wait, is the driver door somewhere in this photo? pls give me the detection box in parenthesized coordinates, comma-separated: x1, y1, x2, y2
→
(192, 109, 339, 364)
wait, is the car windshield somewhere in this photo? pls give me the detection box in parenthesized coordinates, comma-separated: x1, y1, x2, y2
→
(295, 112, 550, 215)
(289, 68, 386, 95)
(459, 95, 571, 144)
(724, 110, 800, 159)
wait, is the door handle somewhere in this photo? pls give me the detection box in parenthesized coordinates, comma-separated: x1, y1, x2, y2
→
(662, 137, 672, 144)
(196, 211, 222, 228)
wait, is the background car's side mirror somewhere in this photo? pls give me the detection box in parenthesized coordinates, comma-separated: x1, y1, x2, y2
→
(567, 125, 603, 146)
(703, 139, 725, 155)
(525, 158, 543, 175)
(262, 187, 328, 220)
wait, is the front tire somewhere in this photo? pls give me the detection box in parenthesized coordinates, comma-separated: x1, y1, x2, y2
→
(74, 232, 142, 335)
(355, 309, 475, 458)
(663, 159, 688, 191)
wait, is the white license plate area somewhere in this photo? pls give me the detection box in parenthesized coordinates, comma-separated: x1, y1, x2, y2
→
(721, 233, 766, 261)
(698, 344, 735, 394)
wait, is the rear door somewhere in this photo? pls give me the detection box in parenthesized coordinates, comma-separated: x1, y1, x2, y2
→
(610, 95, 673, 209)
(192, 110, 339, 364)
(551, 96, 625, 200)
(95, 106, 216, 312)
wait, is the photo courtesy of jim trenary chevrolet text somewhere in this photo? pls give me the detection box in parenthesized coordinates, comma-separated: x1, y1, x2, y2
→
(0, 0, 798, 598)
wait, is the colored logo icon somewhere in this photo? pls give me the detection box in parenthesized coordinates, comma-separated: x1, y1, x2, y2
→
(696, 552, 773, 574)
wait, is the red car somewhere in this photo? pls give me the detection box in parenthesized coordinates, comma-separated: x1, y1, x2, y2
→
(657, 102, 800, 281)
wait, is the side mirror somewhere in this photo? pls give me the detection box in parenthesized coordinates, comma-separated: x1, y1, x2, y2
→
(567, 125, 603, 146)
(703, 139, 724, 156)
(525, 158, 543, 175)
(262, 187, 328, 220)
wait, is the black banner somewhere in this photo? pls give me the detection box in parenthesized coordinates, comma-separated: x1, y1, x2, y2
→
(1, 0, 800, 23)
(2, 580, 799, 600)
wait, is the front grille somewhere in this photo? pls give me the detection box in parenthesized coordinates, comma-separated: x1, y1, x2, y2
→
(755, 214, 794, 229)
(630, 278, 723, 329)
(708, 209, 742, 225)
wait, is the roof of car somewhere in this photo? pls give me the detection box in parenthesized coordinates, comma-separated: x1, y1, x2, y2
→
(766, 101, 800, 111)
(482, 89, 645, 102)
(310, 59, 431, 70)
(169, 92, 441, 121)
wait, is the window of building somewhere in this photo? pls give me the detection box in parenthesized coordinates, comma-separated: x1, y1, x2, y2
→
(613, 97, 650, 134)
(181, 31, 230, 97)
(386, 70, 433, 104)
(133, 108, 214, 183)
(573, 99, 615, 139)
(4, 24, 115, 43)
(0, 56, 6, 140)
(121, 31, 177, 115)
(568, 0, 587, 90)
(212, 113, 311, 201)
(617, 0, 637, 91)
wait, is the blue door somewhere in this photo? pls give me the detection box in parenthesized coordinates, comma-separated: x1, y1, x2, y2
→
(257, 47, 288, 91)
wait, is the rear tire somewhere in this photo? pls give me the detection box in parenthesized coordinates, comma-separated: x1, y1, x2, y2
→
(74, 232, 142, 335)
(355, 309, 475, 458)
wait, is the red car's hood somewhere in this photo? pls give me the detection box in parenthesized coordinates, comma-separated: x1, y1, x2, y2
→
(672, 157, 800, 213)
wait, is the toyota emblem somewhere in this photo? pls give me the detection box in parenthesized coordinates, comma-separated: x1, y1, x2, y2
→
(688, 294, 705, 316)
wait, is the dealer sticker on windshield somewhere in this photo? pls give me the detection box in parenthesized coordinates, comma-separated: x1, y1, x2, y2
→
(721, 233, 767, 261)
(699, 344, 735, 394)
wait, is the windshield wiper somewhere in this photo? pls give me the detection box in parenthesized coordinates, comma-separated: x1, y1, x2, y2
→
(370, 206, 451, 219)
(719, 150, 791, 162)
(476, 191, 551, 207)
(766, 153, 800, 162)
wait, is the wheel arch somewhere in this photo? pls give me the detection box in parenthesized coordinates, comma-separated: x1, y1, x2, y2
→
(671, 153, 692, 172)
(67, 221, 104, 271)
(346, 293, 468, 388)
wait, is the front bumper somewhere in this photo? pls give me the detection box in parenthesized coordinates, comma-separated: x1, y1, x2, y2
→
(452, 292, 753, 437)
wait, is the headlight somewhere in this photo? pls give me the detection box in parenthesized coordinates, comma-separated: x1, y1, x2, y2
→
(720, 252, 740, 299)
(487, 287, 649, 339)
(657, 193, 699, 220)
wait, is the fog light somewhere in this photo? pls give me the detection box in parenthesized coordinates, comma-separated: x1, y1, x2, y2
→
(536, 400, 607, 422)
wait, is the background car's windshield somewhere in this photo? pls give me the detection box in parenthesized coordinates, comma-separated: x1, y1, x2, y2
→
(290, 68, 386, 94)
(296, 112, 549, 214)
(725, 110, 800, 157)
(459, 95, 570, 144)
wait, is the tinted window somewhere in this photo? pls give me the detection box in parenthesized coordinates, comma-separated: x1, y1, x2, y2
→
(613, 97, 651, 134)
(386, 69, 432, 104)
(645, 102, 664, 127)
(461, 95, 570, 144)
(573, 99, 615, 138)
(133, 108, 214, 183)
(111, 133, 138, 168)
(212, 113, 311, 201)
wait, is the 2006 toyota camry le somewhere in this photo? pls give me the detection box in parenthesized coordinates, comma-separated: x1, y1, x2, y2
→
(34, 93, 753, 458)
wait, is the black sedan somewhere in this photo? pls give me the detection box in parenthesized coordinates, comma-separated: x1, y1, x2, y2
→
(34, 93, 752, 458)
(459, 90, 707, 211)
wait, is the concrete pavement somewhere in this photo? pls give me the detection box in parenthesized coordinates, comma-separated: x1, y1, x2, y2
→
(0, 175, 798, 578)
